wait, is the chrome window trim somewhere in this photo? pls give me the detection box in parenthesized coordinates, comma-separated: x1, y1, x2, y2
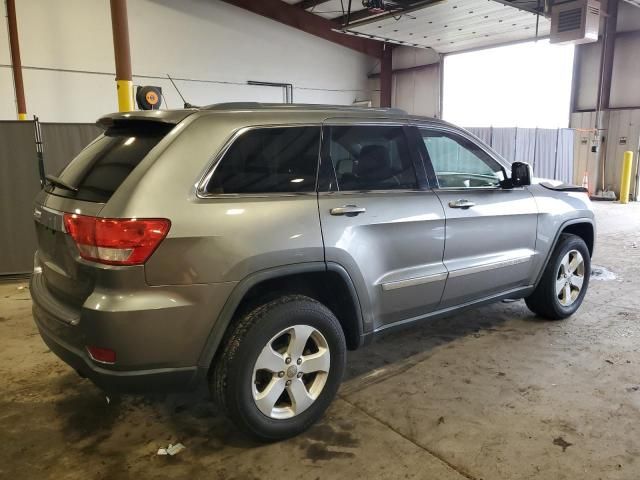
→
(428, 186, 503, 192)
(195, 123, 322, 199)
(322, 120, 408, 127)
(318, 189, 426, 196)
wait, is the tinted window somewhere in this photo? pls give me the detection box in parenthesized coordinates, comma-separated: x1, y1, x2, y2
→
(420, 130, 504, 188)
(47, 121, 173, 202)
(206, 127, 320, 194)
(324, 125, 417, 191)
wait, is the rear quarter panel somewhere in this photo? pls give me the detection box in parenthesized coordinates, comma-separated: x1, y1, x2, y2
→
(100, 112, 325, 285)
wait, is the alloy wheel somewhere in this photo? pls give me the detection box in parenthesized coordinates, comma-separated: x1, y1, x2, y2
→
(556, 249, 585, 307)
(252, 325, 330, 419)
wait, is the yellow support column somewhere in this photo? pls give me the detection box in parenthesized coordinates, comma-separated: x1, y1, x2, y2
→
(620, 151, 633, 204)
(116, 79, 134, 112)
(110, 0, 134, 112)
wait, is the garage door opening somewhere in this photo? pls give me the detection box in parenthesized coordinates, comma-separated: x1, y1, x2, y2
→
(443, 40, 575, 128)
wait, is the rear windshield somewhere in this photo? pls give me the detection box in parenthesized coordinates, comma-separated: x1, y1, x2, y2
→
(46, 121, 173, 203)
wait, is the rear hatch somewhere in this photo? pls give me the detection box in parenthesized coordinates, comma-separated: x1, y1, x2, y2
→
(34, 114, 183, 309)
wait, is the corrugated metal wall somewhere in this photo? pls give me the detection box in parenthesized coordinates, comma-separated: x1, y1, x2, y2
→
(0, 122, 100, 276)
(0, 122, 42, 276)
(466, 127, 575, 184)
(605, 110, 640, 198)
(571, 109, 640, 197)
(41, 123, 102, 174)
(568, 112, 598, 191)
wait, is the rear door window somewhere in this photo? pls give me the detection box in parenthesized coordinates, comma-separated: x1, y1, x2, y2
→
(323, 125, 417, 191)
(205, 126, 320, 194)
(47, 121, 173, 203)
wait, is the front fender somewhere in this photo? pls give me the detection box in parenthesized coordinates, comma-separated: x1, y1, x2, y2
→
(528, 184, 595, 287)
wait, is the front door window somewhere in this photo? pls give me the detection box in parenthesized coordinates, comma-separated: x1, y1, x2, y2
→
(420, 130, 504, 188)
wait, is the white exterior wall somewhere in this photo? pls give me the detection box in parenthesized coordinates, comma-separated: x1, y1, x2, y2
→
(0, 0, 374, 122)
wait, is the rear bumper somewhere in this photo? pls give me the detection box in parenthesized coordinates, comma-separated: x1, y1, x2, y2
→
(35, 311, 201, 392)
(29, 269, 234, 393)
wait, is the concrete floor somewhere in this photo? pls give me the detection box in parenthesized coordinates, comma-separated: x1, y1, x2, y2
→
(1, 202, 639, 480)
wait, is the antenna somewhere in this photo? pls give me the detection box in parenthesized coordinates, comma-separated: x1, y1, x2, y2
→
(166, 74, 197, 109)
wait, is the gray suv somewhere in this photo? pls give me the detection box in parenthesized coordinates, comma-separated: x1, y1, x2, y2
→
(31, 103, 594, 440)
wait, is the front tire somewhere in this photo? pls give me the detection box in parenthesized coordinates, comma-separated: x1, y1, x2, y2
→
(525, 233, 591, 320)
(211, 295, 346, 441)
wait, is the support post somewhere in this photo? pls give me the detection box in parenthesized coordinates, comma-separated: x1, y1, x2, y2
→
(110, 0, 134, 112)
(380, 44, 393, 108)
(594, 0, 619, 192)
(6, 0, 27, 120)
(620, 151, 633, 204)
(596, 0, 618, 112)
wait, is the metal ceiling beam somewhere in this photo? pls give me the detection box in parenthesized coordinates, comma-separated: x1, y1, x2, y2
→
(221, 0, 383, 57)
(296, 0, 333, 10)
(336, 0, 443, 28)
(491, 0, 542, 15)
(333, 7, 384, 25)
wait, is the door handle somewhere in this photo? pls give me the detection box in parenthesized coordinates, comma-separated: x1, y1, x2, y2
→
(448, 199, 476, 209)
(330, 205, 367, 217)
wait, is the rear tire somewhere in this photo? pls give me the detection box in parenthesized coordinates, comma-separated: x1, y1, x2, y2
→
(211, 295, 346, 441)
(525, 234, 590, 320)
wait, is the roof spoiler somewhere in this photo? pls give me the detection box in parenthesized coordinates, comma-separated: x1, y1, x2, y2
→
(97, 110, 196, 129)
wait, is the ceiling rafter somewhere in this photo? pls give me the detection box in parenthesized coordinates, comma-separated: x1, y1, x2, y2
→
(221, 0, 384, 57)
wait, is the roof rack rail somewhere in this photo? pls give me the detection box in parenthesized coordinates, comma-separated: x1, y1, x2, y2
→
(202, 102, 408, 115)
(204, 102, 264, 110)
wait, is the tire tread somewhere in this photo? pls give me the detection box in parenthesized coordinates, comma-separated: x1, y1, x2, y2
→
(211, 294, 345, 441)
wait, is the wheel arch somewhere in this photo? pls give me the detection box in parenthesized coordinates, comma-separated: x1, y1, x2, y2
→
(561, 221, 594, 256)
(534, 218, 595, 288)
(197, 262, 366, 371)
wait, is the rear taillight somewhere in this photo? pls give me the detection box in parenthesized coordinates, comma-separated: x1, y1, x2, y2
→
(63, 214, 170, 266)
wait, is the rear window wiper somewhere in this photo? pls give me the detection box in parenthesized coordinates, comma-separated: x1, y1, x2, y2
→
(45, 174, 78, 193)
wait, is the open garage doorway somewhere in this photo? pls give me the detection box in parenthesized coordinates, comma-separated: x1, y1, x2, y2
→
(443, 40, 575, 128)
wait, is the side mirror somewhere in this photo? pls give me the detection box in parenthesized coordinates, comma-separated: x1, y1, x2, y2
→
(511, 161, 532, 187)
